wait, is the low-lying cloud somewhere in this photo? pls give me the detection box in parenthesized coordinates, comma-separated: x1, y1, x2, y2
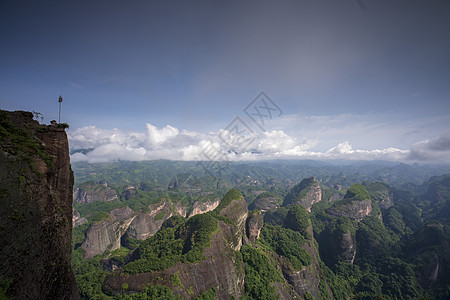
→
(408, 132, 450, 162)
(68, 122, 415, 163)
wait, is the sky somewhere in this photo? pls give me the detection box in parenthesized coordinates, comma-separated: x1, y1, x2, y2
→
(1, 0, 450, 163)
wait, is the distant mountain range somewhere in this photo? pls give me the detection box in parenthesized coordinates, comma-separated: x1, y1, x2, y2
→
(70, 159, 450, 299)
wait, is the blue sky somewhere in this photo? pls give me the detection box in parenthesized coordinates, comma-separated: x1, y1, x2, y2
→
(1, 0, 450, 163)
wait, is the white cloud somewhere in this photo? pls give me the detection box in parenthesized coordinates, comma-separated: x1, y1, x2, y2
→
(145, 123, 179, 146)
(68, 122, 414, 163)
(408, 132, 450, 162)
(271, 113, 450, 153)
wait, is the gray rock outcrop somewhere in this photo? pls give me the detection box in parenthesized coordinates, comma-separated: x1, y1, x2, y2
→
(124, 201, 173, 241)
(283, 177, 322, 211)
(81, 207, 135, 259)
(73, 181, 117, 204)
(188, 198, 220, 217)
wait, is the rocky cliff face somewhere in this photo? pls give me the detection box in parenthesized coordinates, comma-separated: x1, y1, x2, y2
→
(217, 190, 248, 251)
(103, 220, 245, 299)
(326, 184, 373, 221)
(248, 192, 281, 212)
(73, 209, 87, 227)
(173, 202, 187, 217)
(124, 201, 173, 241)
(406, 222, 450, 289)
(188, 198, 220, 217)
(283, 177, 322, 211)
(0, 110, 78, 299)
(102, 189, 248, 299)
(81, 207, 135, 259)
(365, 182, 394, 209)
(246, 211, 263, 244)
(81, 200, 186, 258)
(281, 225, 325, 298)
(326, 199, 372, 221)
(339, 231, 357, 264)
(73, 181, 117, 203)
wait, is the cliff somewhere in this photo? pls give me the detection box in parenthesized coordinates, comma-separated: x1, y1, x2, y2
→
(248, 192, 281, 212)
(81, 207, 135, 259)
(102, 189, 248, 299)
(365, 182, 394, 209)
(282, 177, 322, 211)
(188, 197, 220, 217)
(326, 183, 372, 221)
(246, 211, 263, 244)
(280, 224, 325, 298)
(73, 181, 117, 203)
(0, 110, 78, 299)
(123, 200, 173, 242)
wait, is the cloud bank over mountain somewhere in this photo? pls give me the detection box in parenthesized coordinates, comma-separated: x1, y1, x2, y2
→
(69, 121, 441, 164)
(408, 132, 450, 162)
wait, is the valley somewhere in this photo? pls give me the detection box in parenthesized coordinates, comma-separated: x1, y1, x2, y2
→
(71, 160, 450, 299)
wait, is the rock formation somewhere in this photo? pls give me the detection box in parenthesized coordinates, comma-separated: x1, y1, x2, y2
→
(173, 201, 187, 217)
(120, 186, 137, 200)
(73, 181, 117, 203)
(188, 197, 220, 217)
(326, 199, 372, 221)
(81, 207, 135, 259)
(365, 182, 394, 209)
(102, 189, 248, 299)
(73, 209, 87, 227)
(0, 110, 79, 299)
(280, 225, 324, 298)
(124, 201, 173, 241)
(282, 177, 322, 211)
(217, 189, 248, 250)
(248, 192, 282, 212)
(326, 184, 373, 221)
(246, 211, 264, 244)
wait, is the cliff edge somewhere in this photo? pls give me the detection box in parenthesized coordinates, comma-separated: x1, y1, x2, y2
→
(0, 110, 79, 299)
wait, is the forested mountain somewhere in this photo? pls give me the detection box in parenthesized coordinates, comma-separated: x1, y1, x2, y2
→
(70, 160, 450, 299)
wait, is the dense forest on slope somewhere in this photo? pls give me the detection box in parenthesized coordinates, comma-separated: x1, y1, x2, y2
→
(70, 160, 450, 299)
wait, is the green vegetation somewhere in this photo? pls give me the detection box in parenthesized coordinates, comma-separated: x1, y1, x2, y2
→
(154, 209, 168, 221)
(263, 206, 288, 226)
(0, 110, 54, 169)
(194, 287, 216, 300)
(177, 213, 218, 263)
(214, 188, 243, 213)
(364, 182, 391, 202)
(259, 225, 312, 270)
(343, 183, 370, 201)
(171, 271, 182, 287)
(241, 245, 282, 299)
(71, 248, 110, 299)
(123, 213, 218, 275)
(68, 160, 450, 299)
(72, 223, 89, 247)
(320, 262, 352, 300)
(114, 285, 180, 299)
(74, 201, 123, 220)
(92, 211, 111, 223)
(0, 277, 12, 300)
(283, 177, 317, 206)
(123, 226, 183, 274)
(123, 190, 166, 211)
(283, 204, 310, 238)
